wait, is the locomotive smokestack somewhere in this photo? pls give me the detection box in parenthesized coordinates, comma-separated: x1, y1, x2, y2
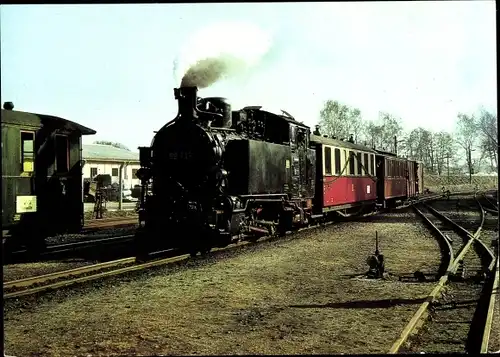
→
(174, 86, 199, 120)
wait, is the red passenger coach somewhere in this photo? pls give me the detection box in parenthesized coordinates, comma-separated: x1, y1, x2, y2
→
(375, 150, 415, 207)
(311, 135, 377, 214)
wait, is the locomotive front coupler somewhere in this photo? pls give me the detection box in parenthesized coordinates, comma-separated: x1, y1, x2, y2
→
(366, 231, 385, 279)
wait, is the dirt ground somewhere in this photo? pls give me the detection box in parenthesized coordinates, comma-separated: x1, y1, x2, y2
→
(4, 210, 443, 356)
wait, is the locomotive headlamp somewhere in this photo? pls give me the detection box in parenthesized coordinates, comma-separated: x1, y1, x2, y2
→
(139, 147, 152, 168)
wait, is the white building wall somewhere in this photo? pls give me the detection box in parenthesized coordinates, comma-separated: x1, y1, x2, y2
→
(83, 160, 141, 189)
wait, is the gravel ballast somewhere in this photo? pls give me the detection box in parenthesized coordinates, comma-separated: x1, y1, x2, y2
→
(4, 210, 443, 356)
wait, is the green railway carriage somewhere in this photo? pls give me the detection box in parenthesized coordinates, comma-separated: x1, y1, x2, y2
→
(1, 102, 96, 250)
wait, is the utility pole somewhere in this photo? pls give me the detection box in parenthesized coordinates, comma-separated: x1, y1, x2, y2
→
(468, 148, 473, 184)
(447, 154, 450, 185)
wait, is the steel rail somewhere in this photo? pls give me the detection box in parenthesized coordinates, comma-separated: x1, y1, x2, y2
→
(389, 198, 488, 354)
(481, 255, 499, 353)
(3, 257, 136, 290)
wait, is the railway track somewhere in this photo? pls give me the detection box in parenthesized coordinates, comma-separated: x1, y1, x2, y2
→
(6, 234, 135, 263)
(389, 196, 498, 354)
(1, 192, 486, 301)
(4, 194, 428, 301)
(482, 193, 499, 216)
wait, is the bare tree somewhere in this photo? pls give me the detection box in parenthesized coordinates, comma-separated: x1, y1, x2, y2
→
(402, 127, 436, 173)
(433, 131, 455, 177)
(477, 108, 498, 172)
(455, 113, 478, 183)
(318, 100, 364, 142)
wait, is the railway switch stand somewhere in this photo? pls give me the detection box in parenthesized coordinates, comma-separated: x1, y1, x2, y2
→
(366, 231, 385, 279)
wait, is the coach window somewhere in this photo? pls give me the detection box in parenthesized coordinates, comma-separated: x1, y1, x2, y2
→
(55, 135, 69, 173)
(324, 147, 332, 175)
(368, 154, 372, 175)
(364, 153, 369, 175)
(372, 155, 376, 175)
(357, 152, 362, 176)
(334, 148, 341, 175)
(349, 151, 355, 175)
(20, 131, 35, 172)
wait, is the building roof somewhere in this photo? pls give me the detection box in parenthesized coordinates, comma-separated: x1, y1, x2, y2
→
(83, 144, 139, 162)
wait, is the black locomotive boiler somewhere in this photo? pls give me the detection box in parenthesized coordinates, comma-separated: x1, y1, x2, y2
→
(135, 86, 317, 256)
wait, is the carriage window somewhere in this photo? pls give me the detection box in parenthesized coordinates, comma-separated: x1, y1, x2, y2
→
(324, 147, 332, 175)
(20, 131, 35, 172)
(55, 135, 69, 173)
(349, 151, 355, 175)
(372, 155, 376, 175)
(368, 154, 373, 175)
(334, 148, 341, 175)
(357, 153, 362, 176)
(364, 153, 369, 175)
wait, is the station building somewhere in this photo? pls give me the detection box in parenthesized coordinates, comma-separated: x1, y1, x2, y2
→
(82, 144, 140, 189)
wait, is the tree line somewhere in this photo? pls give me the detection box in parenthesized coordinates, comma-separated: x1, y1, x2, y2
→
(317, 100, 498, 182)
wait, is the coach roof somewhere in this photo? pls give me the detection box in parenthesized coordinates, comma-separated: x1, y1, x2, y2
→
(310, 134, 377, 153)
(1, 109, 96, 135)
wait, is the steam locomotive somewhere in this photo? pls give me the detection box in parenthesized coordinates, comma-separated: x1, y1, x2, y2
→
(134, 87, 423, 257)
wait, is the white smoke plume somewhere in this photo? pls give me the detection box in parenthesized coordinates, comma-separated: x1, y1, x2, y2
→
(175, 22, 273, 89)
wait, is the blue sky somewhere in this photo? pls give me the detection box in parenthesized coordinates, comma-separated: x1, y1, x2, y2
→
(1, 2, 496, 151)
